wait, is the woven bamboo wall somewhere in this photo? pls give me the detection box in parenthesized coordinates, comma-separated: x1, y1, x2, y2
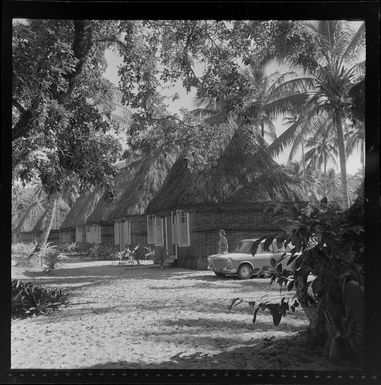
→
(176, 203, 302, 270)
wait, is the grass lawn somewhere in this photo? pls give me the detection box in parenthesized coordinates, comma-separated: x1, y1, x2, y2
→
(11, 261, 353, 370)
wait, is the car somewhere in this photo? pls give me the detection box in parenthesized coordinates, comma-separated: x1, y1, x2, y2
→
(207, 238, 296, 280)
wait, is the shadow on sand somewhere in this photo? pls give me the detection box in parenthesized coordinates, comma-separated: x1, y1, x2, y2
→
(84, 331, 352, 371)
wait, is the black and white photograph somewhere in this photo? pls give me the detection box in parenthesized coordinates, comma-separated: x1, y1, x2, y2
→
(3, 3, 380, 380)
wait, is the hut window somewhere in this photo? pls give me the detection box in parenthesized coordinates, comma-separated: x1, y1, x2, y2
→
(147, 215, 164, 246)
(114, 222, 120, 245)
(176, 210, 190, 246)
(123, 220, 131, 245)
(147, 215, 154, 244)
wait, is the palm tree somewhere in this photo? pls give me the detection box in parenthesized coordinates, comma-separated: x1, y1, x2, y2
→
(194, 64, 303, 145)
(345, 120, 365, 176)
(267, 21, 365, 208)
(304, 115, 338, 197)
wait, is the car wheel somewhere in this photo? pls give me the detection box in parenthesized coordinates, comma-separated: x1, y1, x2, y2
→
(237, 264, 253, 280)
(215, 272, 225, 278)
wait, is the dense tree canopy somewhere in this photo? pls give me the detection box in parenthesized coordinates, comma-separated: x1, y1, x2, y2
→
(12, 20, 123, 195)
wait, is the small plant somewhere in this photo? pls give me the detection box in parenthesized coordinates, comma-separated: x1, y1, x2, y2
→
(227, 296, 300, 326)
(12, 279, 69, 319)
(88, 244, 100, 260)
(116, 245, 156, 265)
(39, 243, 66, 273)
(11, 241, 38, 266)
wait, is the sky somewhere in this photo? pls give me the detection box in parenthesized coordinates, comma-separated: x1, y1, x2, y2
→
(103, 27, 363, 176)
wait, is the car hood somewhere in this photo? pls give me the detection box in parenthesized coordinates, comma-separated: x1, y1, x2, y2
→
(208, 252, 251, 260)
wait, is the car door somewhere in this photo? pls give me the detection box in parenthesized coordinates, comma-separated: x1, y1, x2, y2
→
(252, 240, 274, 269)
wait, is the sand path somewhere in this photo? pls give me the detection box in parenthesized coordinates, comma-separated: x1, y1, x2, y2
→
(12, 262, 350, 370)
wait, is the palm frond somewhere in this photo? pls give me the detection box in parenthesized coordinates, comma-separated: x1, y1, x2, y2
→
(265, 77, 315, 103)
(266, 105, 319, 157)
(265, 119, 277, 141)
(340, 22, 365, 66)
(263, 93, 310, 118)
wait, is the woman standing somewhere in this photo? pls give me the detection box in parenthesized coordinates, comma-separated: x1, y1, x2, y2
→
(218, 229, 229, 254)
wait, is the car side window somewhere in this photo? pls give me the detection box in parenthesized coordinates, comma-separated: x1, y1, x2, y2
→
(257, 241, 274, 253)
(263, 242, 274, 253)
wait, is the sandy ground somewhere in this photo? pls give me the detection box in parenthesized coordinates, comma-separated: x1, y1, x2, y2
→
(11, 261, 352, 370)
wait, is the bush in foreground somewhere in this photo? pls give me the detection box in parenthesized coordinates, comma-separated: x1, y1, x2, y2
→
(12, 280, 69, 319)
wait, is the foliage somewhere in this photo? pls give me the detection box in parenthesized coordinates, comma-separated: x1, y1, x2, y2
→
(115, 20, 320, 164)
(228, 297, 300, 326)
(86, 244, 118, 261)
(267, 21, 365, 208)
(12, 20, 122, 196)
(348, 78, 365, 123)
(12, 279, 69, 319)
(116, 245, 156, 265)
(235, 193, 365, 364)
(58, 241, 78, 253)
(39, 243, 68, 273)
(11, 241, 38, 259)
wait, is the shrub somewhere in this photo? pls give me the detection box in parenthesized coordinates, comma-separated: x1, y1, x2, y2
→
(11, 241, 39, 266)
(58, 242, 77, 253)
(11, 241, 37, 258)
(117, 245, 156, 265)
(39, 243, 67, 273)
(87, 244, 119, 260)
(12, 279, 69, 319)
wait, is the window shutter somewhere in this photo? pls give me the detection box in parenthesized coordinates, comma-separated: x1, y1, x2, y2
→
(125, 221, 131, 245)
(147, 216, 154, 244)
(114, 222, 120, 245)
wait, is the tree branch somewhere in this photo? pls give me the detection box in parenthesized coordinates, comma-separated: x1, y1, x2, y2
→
(12, 99, 26, 114)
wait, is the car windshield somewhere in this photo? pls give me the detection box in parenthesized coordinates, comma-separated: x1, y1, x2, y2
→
(234, 240, 255, 253)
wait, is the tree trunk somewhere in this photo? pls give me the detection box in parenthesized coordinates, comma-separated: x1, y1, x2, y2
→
(38, 194, 58, 267)
(295, 276, 327, 340)
(334, 110, 349, 208)
(323, 152, 327, 198)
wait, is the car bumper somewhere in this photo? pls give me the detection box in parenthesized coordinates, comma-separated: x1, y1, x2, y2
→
(208, 263, 237, 274)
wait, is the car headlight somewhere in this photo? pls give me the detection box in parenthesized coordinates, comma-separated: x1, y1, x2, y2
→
(207, 256, 212, 263)
(226, 258, 233, 268)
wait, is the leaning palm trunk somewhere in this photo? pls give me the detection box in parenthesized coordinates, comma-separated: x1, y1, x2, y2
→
(334, 110, 349, 208)
(38, 193, 58, 267)
(25, 193, 59, 267)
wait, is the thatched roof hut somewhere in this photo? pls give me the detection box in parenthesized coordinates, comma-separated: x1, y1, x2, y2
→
(86, 165, 137, 225)
(33, 198, 71, 232)
(110, 153, 176, 220)
(12, 186, 71, 233)
(147, 129, 304, 213)
(60, 187, 103, 229)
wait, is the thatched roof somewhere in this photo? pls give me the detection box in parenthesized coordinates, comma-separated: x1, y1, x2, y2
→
(60, 187, 103, 229)
(86, 166, 137, 225)
(12, 186, 72, 233)
(33, 197, 71, 232)
(147, 129, 305, 213)
(110, 153, 176, 220)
